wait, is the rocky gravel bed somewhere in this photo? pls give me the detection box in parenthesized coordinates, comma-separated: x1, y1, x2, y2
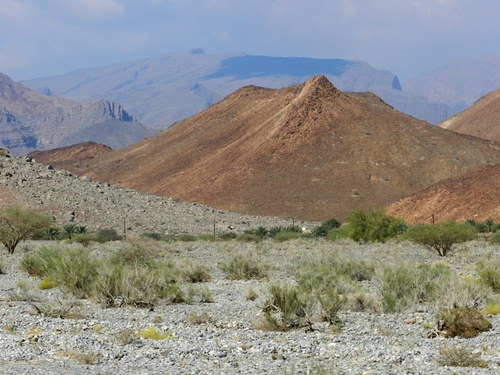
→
(0, 150, 312, 236)
(0, 239, 499, 374)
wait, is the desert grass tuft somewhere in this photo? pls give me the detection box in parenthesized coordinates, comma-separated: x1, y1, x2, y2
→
(436, 345, 488, 368)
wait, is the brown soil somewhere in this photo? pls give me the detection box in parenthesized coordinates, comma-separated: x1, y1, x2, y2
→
(37, 76, 500, 222)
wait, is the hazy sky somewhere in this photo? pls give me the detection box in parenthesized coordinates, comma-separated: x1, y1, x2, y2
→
(0, 0, 499, 81)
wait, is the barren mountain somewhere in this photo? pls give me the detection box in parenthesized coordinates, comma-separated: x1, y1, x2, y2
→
(439, 89, 500, 143)
(386, 165, 500, 224)
(24, 49, 449, 126)
(66, 76, 500, 222)
(0, 73, 152, 155)
(28, 142, 112, 171)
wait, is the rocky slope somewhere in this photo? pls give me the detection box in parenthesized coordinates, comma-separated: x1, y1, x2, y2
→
(24, 49, 449, 126)
(0, 73, 152, 156)
(386, 164, 500, 224)
(65, 76, 500, 222)
(439, 89, 500, 143)
(0, 148, 306, 235)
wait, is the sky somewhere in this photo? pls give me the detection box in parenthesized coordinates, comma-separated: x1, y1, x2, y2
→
(0, 0, 499, 81)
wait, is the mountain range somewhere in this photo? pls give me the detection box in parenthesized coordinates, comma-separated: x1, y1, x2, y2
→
(41, 75, 500, 222)
(0, 73, 153, 155)
(23, 49, 452, 128)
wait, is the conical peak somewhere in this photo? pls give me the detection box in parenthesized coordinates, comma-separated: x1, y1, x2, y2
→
(302, 75, 338, 92)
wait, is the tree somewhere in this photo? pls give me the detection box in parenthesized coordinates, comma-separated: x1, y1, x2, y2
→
(401, 221, 477, 257)
(0, 206, 53, 254)
(343, 209, 405, 243)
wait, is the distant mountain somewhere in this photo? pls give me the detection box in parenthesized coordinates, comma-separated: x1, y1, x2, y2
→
(439, 89, 500, 143)
(24, 49, 448, 127)
(59, 76, 500, 222)
(0, 73, 153, 155)
(386, 164, 500, 224)
(404, 54, 500, 114)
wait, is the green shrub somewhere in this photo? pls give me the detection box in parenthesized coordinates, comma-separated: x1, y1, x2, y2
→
(311, 218, 341, 238)
(342, 209, 404, 243)
(181, 263, 211, 283)
(476, 260, 500, 293)
(178, 234, 197, 242)
(219, 232, 237, 241)
(401, 221, 477, 256)
(38, 277, 57, 290)
(141, 232, 162, 241)
(42, 248, 98, 298)
(95, 228, 123, 242)
(139, 327, 173, 340)
(378, 263, 450, 313)
(32, 227, 61, 240)
(262, 282, 307, 331)
(489, 231, 500, 245)
(218, 255, 267, 280)
(483, 303, 500, 315)
(273, 232, 303, 242)
(236, 233, 261, 242)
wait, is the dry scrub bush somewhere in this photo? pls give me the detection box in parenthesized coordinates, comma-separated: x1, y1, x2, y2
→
(439, 306, 492, 338)
(377, 262, 452, 313)
(476, 260, 500, 293)
(218, 254, 268, 280)
(436, 345, 488, 368)
(18, 244, 206, 308)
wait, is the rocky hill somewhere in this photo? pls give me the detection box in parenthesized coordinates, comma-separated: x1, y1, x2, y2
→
(386, 164, 500, 224)
(0, 148, 304, 235)
(28, 142, 113, 171)
(439, 89, 500, 143)
(23, 49, 449, 126)
(0, 73, 153, 155)
(61, 76, 500, 222)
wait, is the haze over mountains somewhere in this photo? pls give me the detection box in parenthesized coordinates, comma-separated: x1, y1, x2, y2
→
(405, 54, 500, 113)
(0, 73, 153, 155)
(55, 76, 500, 222)
(24, 49, 452, 128)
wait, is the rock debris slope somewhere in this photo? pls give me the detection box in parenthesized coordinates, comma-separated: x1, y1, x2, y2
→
(68, 76, 500, 222)
(0, 149, 304, 235)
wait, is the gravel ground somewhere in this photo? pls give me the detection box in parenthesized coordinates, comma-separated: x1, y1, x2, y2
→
(0, 238, 499, 374)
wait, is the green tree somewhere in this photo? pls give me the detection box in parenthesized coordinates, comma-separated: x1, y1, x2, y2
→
(401, 221, 477, 256)
(0, 206, 53, 254)
(343, 209, 405, 243)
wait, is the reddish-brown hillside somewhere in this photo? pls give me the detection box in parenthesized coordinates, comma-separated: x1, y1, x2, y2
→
(28, 142, 112, 171)
(70, 76, 500, 221)
(439, 89, 500, 143)
(386, 165, 500, 224)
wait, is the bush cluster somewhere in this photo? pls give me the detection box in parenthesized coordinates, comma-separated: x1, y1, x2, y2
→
(19, 245, 213, 308)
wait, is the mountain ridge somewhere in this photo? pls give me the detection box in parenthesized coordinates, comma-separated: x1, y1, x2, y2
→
(66, 76, 500, 221)
(0, 73, 153, 155)
(23, 50, 449, 127)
